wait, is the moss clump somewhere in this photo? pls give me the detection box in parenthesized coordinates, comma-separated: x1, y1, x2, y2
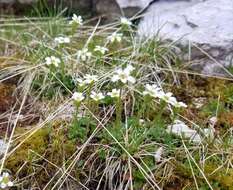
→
(5, 126, 77, 188)
(5, 128, 49, 174)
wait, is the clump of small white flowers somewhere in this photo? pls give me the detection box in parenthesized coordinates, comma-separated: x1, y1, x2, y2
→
(107, 32, 123, 43)
(54, 36, 70, 44)
(142, 84, 187, 108)
(120, 17, 132, 26)
(94, 46, 108, 55)
(90, 91, 105, 101)
(111, 65, 136, 84)
(45, 56, 61, 67)
(154, 147, 163, 162)
(107, 89, 120, 98)
(72, 92, 85, 102)
(0, 172, 13, 189)
(143, 84, 162, 98)
(77, 48, 92, 61)
(69, 14, 83, 25)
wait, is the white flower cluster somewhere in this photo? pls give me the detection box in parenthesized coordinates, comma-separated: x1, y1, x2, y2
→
(77, 48, 92, 61)
(54, 36, 70, 44)
(72, 92, 85, 102)
(166, 120, 215, 144)
(120, 17, 132, 26)
(69, 14, 83, 25)
(94, 46, 108, 55)
(111, 65, 136, 84)
(0, 172, 13, 189)
(107, 32, 123, 43)
(45, 56, 61, 67)
(143, 84, 187, 108)
(72, 88, 121, 103)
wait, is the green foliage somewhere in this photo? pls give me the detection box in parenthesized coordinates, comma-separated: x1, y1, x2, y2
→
(32, 72, 75, 99)
(68, 117, 97, 142)
(200, 99, 225, 116)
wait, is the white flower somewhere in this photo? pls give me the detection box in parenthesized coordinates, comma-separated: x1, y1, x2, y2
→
(54, 36, 70, 44)
(77, 48, 92, 61)
(107, 89, 120, 98)
(0, 172, 13, 189)
(159, 92, 173, 102)
(72, 92, 84, 102)
(83, 74, 98, 84)
(139, 119, 145, 125)
(120, 17, 132, 26)
(156, 91, 187, 108)
(45, 56, 61, 67)
(107, 32, 123, 43)
(124, 64, 135, 73)
(69, 14, 83, 25)
(111, 65, 136, 84)
(170, 100, 187, 108)
(166, 120, 201, 143)
(94, 46, 108, 55)
(154, 147, 163, 162)
(75, 74, 98, 87)
(75, 78, 86, 87)
(90, 91, 105, 101)
(143, 84, 162, 98)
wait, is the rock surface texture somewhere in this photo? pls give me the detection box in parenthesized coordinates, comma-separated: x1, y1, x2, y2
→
(138, 0, 233, 76)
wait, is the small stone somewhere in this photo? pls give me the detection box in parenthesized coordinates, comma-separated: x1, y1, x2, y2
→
(0, 140, 7, 156)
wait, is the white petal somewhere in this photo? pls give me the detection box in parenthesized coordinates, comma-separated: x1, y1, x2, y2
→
(8, 181, 13, 187)
(1, 183, 6, 189)
(121, 78, 128, 84)
(128, 76, 136, 84)
(111, 75, 119, 82)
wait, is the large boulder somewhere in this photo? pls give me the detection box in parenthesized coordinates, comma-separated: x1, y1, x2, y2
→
(138, 0, 233, 77)
(94, 0, 152, 22)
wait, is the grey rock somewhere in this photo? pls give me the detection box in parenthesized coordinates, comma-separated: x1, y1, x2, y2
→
(116, 0, 153, 8)
(0, 139, 7, 156)
(18, 0, 36, 4)
(0, 0, 15, 3)
(93, 0, 121, 23)
(138, 0, 233, 76)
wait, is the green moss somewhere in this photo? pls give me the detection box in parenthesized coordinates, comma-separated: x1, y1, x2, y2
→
(5, 126, 76, 188)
